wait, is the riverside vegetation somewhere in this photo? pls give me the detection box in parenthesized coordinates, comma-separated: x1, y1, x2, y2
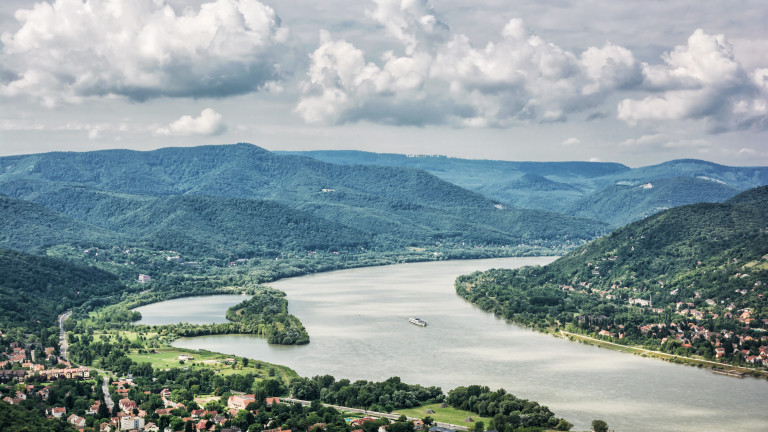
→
(2, 144, 765, 431)
(456, 187, 768, 373)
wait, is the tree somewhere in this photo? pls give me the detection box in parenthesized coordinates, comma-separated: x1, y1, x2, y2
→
(592, 419, 608, 432)
(242, 357, 249, 367)
(473, 421, 485, 432)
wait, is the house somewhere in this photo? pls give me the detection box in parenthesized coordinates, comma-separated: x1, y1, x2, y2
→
(349, 418, 376, 427)
(413, 420, 425, 430)
(196, 420, 210, 431)
(99, 422, 112, 432)
(68, 414, 87, 427)
(227, 394, 256, 410)
(120, 415, 145, 431)
(48, 407, 66, 418)
(155, 408, 172, 416)
(88, 401, 102, 415)
(145, 422, 160, 432)
(138, 274, 151, 283)
(429, 427, 456, 432)
(191, 409, 205, 419)
(308, 423, 327, 431)
(265, 397, 280, 407)
(119, 398, 137, 413)
(378, 426, 387, 432)
(178, 354, 194, 361)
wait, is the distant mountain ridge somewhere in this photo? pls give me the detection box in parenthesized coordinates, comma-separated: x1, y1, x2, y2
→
(0, 144, 608, 258)
(280, 150, 768, 226)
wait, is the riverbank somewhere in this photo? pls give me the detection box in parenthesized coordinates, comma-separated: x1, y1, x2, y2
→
(557, 330, 768, 379)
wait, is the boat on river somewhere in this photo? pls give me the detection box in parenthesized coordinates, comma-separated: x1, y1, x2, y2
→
(409, 317, 427, 327)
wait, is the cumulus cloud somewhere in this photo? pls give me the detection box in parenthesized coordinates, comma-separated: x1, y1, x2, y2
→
(0, 0, 288, 106)
(618, 30, 768, 132)
(296, 1, 642, 127)
(155, 108, 227, 136)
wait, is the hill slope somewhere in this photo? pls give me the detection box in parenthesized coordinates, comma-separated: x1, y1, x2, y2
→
(282, 151, 768, 225)
(0, 144, 609, 257)
(0, 248, 126, 332)
(456, 186, 768, 366)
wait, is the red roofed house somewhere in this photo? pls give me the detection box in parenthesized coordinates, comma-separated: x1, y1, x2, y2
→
(227, 394, 256, 410)
(265, 397, 280, 408)
(350, 418, 376, 427)
(48, 407, 66, 418)
(119, 398, 137, 414)
(68, 414, 86, 427)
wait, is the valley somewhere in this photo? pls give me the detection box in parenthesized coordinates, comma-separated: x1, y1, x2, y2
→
(1, 144, 766, 432)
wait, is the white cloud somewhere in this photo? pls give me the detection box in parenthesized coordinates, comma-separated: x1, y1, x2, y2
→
(618, 29, 768, 132)
(155, 108, 227, 136)
(561, 137, 581, 146)
(296, 5, 642, 127)
(0, 0, 288, 106)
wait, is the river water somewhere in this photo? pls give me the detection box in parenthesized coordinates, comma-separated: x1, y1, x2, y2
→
(136, 257, 768, 431)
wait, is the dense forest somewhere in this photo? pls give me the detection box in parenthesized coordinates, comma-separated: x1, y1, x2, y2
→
(0, 248, 126, 335)
(456, 186, 768, 367)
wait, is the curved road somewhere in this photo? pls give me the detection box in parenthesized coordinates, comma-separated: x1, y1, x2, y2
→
(58, 310, 72, 363)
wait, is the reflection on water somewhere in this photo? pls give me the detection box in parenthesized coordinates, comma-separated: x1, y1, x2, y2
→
(137, 257, 768, 432)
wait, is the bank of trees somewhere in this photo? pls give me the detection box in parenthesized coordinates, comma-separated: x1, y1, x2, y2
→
(290, 376, 443, 412)
(447, 386, 572, 431)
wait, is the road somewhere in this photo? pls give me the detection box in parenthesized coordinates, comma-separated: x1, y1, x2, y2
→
(58, 310, 72, 363)
(284, 398, 468, 431)
(102, 375, 115, 411)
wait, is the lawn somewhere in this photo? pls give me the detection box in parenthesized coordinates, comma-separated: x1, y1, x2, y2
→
(393, 403, 492, 429)
(126, 347, 298, 383)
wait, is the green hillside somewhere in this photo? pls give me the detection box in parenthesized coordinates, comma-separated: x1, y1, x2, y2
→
(0, 194, 121, 252)
(568, 177, 739, 226)
(0, 144, 609, 256)
(456, 186, 768, 367)
(0, 248, 126, 333)
(282, 150, 768, 225)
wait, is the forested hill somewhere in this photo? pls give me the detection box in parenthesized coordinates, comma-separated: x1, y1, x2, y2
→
(0, 194, 122, 252)
(282, 150, 768, 226)
(456, 186, 768, 366)
(0, 144, 608, 257)
(0, 248, 126, 335)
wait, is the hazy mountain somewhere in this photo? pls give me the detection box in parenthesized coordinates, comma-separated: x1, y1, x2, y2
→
(567, 177, 740, 226)
(281, 151, 768, 226)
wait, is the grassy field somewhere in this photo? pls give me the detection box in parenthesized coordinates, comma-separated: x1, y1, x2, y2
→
(393, 404, 492, 428)
(126, 347, 298, 383)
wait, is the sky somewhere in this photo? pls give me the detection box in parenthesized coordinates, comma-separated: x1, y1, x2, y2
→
(0, 0, 767, 167)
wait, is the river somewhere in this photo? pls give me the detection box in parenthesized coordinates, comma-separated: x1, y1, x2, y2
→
(136, 257, 768, 432)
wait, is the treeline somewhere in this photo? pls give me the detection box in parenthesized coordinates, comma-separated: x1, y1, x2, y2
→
(447, 385, 572, 431)
(289, 375, 443, 412)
